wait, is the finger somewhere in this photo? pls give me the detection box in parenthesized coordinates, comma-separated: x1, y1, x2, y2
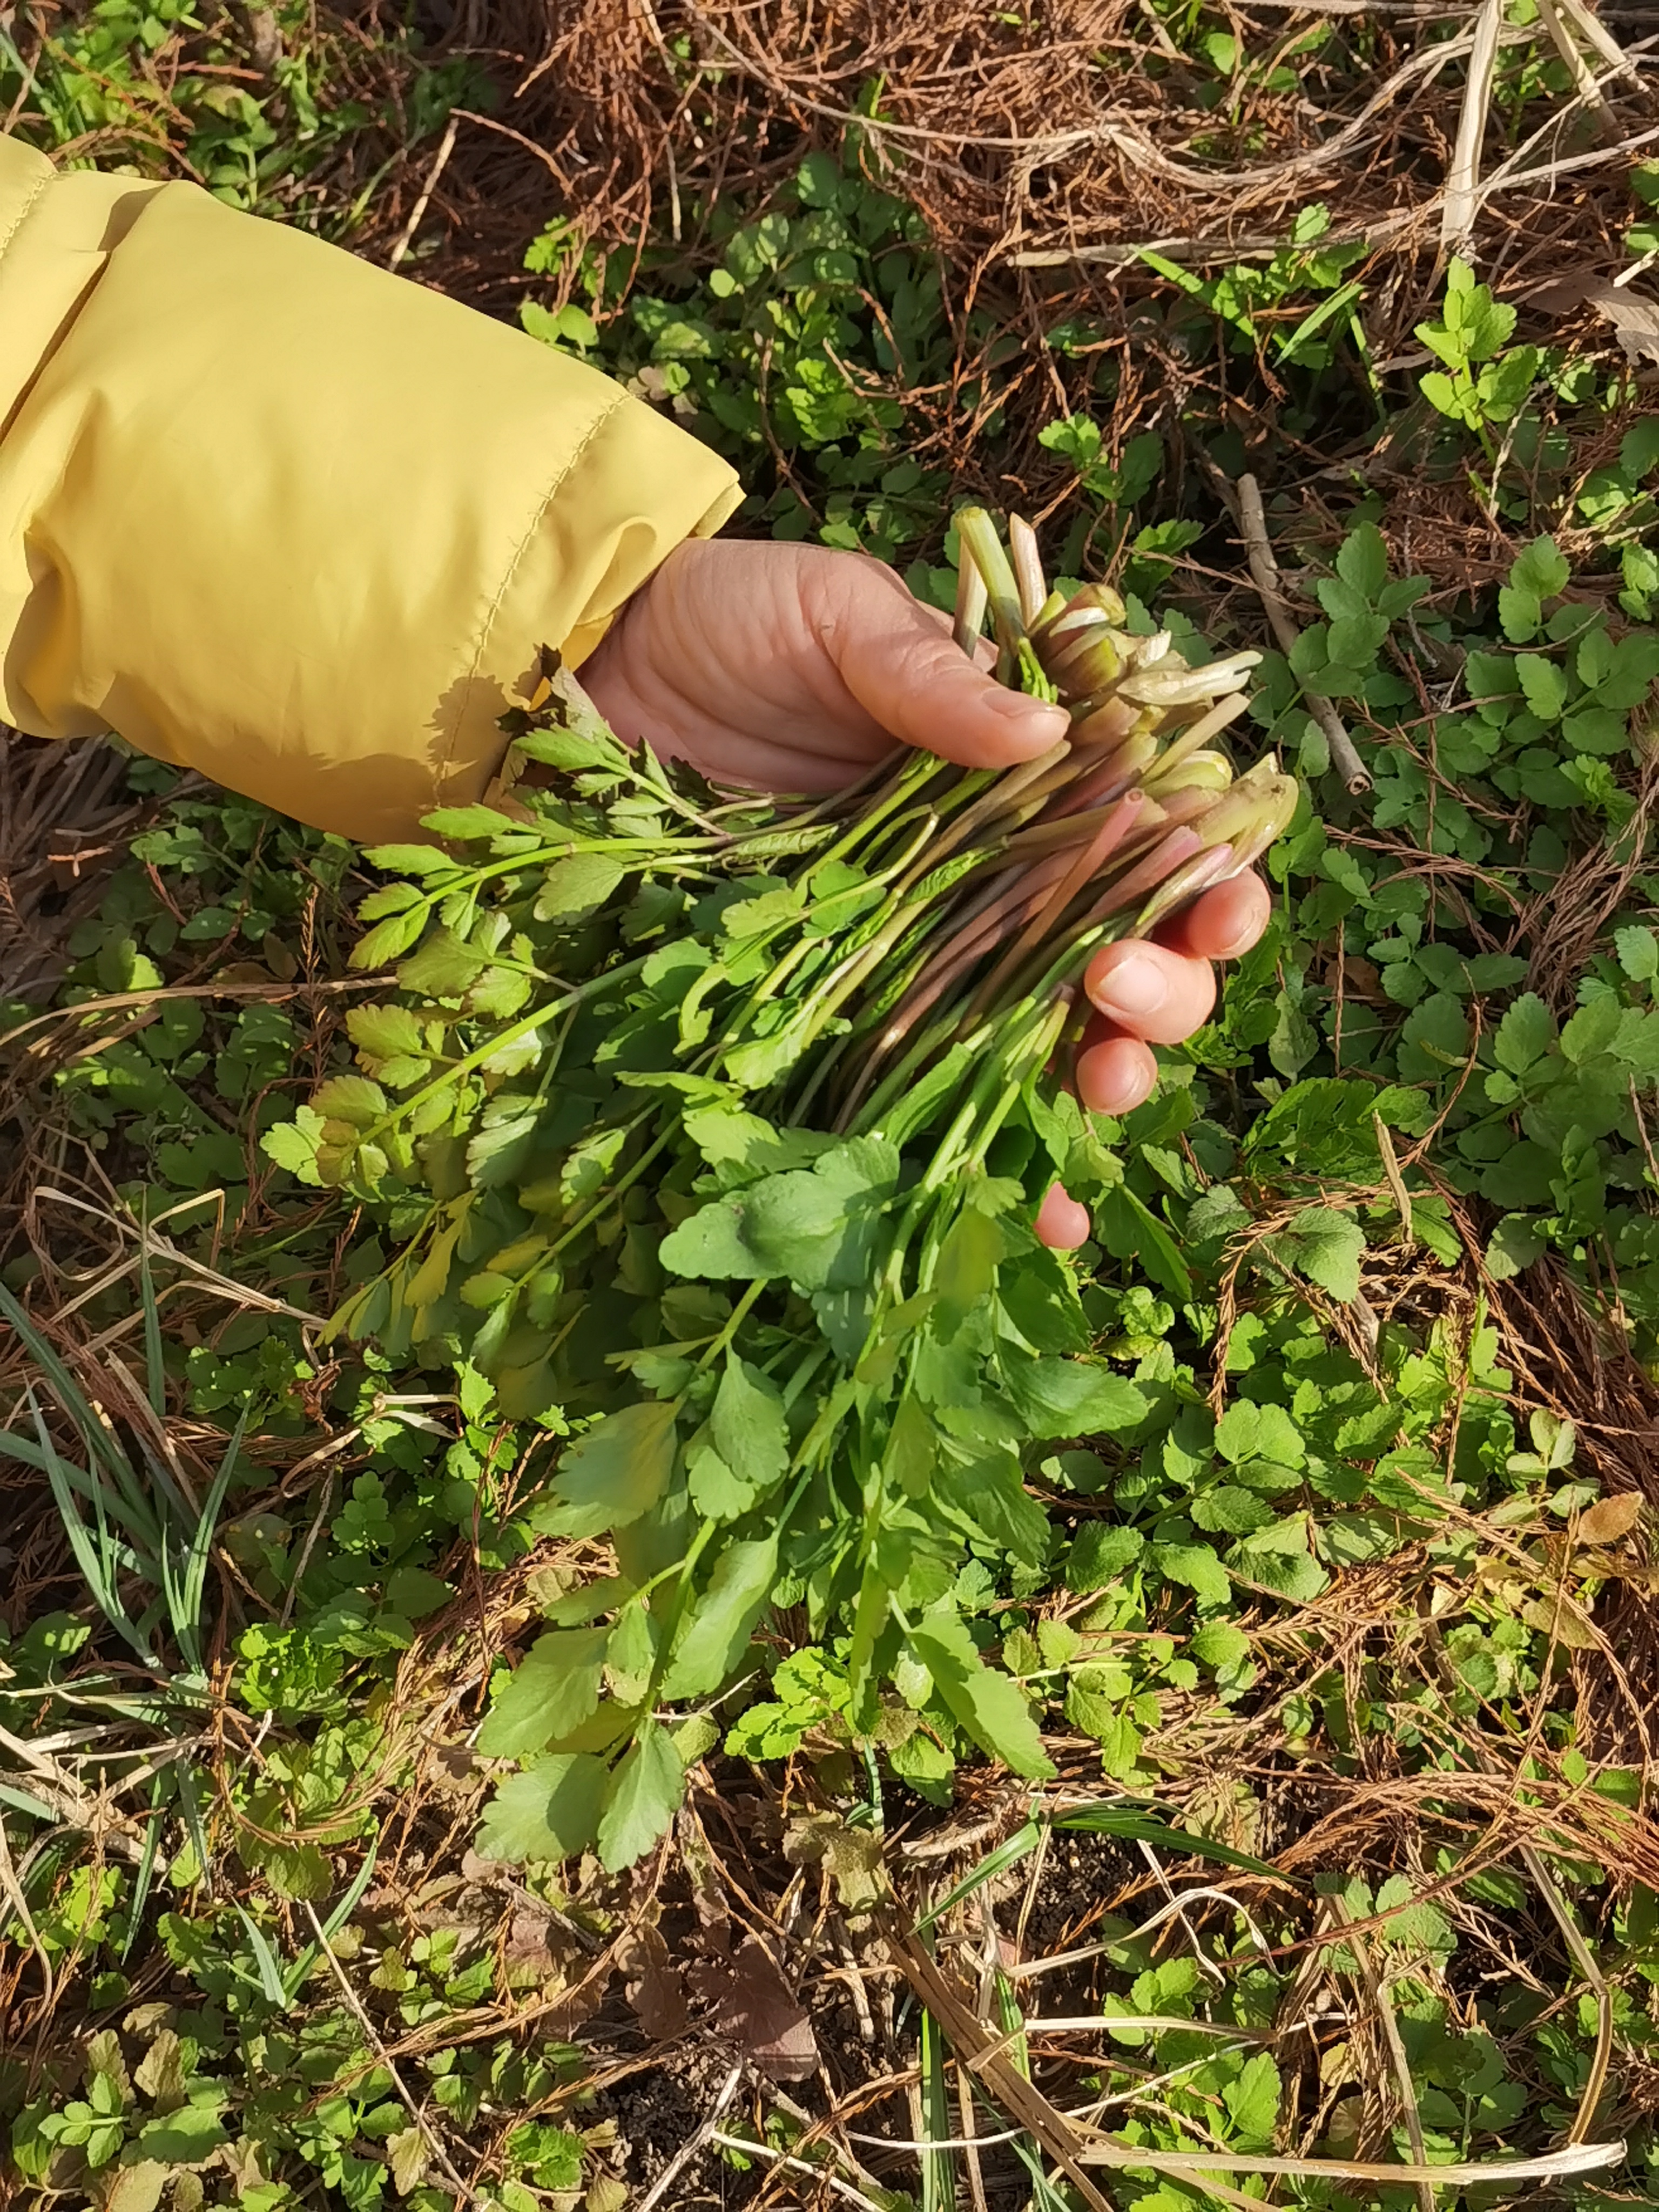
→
(1075, 1029, 1158, 1116)
(656, 724, 878, 795)
(1154, 871, 1270, 962)
(1083, 940, 1218, 1046)
(1035, 1182, 1092, 1251)
(820, 556, 1070, 770)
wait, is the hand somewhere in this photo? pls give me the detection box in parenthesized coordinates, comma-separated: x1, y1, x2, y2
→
(582, 539, 1270, 1246)
(581, 536, 1075, 790)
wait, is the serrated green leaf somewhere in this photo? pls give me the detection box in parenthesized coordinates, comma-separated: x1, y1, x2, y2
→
(1095, 1183, 1193, 1302)
(136, 2101, 227, 2166)
(1374, 1872, 1456, 1954)
(1561, 993, 1623, 1063)
(1510, 535, 1570, 601)
(533, 853, 627, 922)
(1223, 2052, 1281, 2147)
(1617, 926, 1659, 982)
(661, 1535, 779, 1698)
(933, 1206, 1004, 1313)
(1595, 632, 1659, 709)
(1189, 1620, 1251, 1673)
(1271, 1206, 1365, 1301)
(1327, 611, 1390, 669)
(711, 1356, 790, 1492)
(597, 1721, 686, 1870)
(1153, 1542, 1232, 1610)
(475, 1754, 608, 1864)
(1214, 1399, 1303, 1468)
(1001, 1355, 1146, 1440)
(1486, 1212, 1557, 1283)
(938, 1452, 1052, 1565)
(422, 804, 526, 841)
(1495, 993, 1556, 1071)
(908, 1611, 1055, 1779)
(361, 842, 460, 878)
(513, 724, 622, 772)
(1334, 521, 1388, 600)
(311, 1075, 386, 1129)
(1192, 1484, 1277, 1534)
(1515, 655, 1568, 721)
(686, 1441, 759, 1521)
(531, 1402, 678, 1540)
(478, 1627, 611, 1757)
(1498, 585, 1539, 642)
(346, 1004, 428, 1062)
(398, 927, 487, 998)
(1065, 1522, 1145, 1593)
(262, 1110, 323, 1183)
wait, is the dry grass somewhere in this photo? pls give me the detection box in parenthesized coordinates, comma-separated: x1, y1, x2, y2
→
(4, 1149, 1658, 2201)
(415, 0, 1648, 310)
(0, 735, 165, 1010)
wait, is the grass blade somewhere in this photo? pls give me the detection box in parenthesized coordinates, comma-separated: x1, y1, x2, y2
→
(913, 1819, 1041, 1933)
(918, 2001, 956, 2212)
(24, 1387, 157, 1665)
(1057, 1802, 1290, 1881)
(286, 1840, 380, 2000)
(232, 1905, 293, 2009)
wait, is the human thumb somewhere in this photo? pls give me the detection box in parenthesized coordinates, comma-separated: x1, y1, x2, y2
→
(825, 557, 1070, 769)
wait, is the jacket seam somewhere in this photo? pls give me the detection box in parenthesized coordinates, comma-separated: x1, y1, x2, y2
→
(440, 389, 628, 789)
(0, 165, 53, 273)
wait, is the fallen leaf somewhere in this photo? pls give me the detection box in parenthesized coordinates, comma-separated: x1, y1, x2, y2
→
(503, 1905, 557, 1973)
(692, 1938, 818, 2082)
(1521, 1594, 1602, 1650)
(133, 2029, 186, 2112)
(619, 1921, 689, 2040)
(85, 2031, 131, 2103)
(387, 2126, 429, 2198)
(1534, 275, 1659, 367)
(99, 2162, 169, 2212)
(783, 1811, 886, 1916)
(429, 1745, 482, 1793)
(1576, 1490, 1643, 1546)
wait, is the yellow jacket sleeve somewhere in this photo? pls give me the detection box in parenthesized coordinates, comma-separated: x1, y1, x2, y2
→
(0, 136, 740, 842)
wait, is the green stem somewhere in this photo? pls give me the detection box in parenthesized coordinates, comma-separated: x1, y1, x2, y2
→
(361, 957, 650, 1148)
(642, 1517, 716, 1711)
(546, 1117, 676, 1260)
(693, 1282, 768, 1375)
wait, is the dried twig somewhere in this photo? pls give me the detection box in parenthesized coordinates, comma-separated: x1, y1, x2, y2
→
(1235, 474, 1372, 797)
(1073, 2138, 1625, 2183)
(636, 2062, 744, 2212)
(387, 112, 459, 272)
(880, 1915, 1257, 2212)
(1518, 1839, 1615, 2143)
(302, 1903, 482, 2206)
(1535, 0, 1616, 134)
(1330, 1897, 1433, 2212)
(1442, 0, 1502, 253)
(707, 2131, 891, 2210)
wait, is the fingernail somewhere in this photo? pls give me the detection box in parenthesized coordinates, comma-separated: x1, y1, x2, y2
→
(1114, 1061, 1157, 1114)
(1090, 952, 1166, 1019)
(985, 692, 1069, 731)
(1078, 1042, 1156, 1116)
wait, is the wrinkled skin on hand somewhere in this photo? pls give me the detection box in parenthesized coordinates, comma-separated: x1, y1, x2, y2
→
(583, 538, 1271, 1250)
